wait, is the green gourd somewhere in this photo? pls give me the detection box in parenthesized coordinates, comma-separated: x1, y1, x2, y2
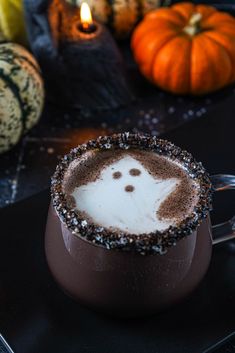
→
(0, 43, 44, 153)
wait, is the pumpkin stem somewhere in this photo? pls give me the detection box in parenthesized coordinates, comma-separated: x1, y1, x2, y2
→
(183, 13, 203, 36)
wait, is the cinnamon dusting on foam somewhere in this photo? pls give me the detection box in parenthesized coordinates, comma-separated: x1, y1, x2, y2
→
(63, 149, 199, 233)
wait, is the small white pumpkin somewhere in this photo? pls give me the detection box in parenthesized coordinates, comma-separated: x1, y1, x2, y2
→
(0, 43, 44, 153)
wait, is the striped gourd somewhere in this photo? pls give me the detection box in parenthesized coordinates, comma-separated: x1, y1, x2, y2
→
(0, 43, 44, 153)
(66, 0, 162, 38)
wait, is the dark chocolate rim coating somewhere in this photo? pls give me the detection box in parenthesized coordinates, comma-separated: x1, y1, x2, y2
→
(51, 133, 213, 255)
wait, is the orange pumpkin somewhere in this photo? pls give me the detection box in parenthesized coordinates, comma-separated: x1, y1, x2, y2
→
(131, 2, 235, 95)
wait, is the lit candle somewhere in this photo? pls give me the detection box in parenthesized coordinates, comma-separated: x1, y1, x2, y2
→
(79, 2, 97, 34)
(69, 1, 102, 41)
(60, 1, 133, 114)
(24, 0, 133, 115)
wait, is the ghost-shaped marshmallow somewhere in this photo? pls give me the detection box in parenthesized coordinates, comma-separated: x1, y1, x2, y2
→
(72, 156, 179, 234)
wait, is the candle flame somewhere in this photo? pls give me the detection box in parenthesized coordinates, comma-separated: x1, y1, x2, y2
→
(80, 2, 93, 27)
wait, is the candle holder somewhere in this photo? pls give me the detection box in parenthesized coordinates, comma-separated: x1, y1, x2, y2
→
(24, 0, 134, 116)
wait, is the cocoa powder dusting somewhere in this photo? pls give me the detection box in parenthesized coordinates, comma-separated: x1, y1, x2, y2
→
(158, 183, 198, 221)
(63, 150, 124, 194)
(63, 148, 199, 225)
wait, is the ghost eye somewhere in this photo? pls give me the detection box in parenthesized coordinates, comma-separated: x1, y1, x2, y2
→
(129, 168, 141, 176)
(125, 185, 135, 192)
(113, 171, 122, 179)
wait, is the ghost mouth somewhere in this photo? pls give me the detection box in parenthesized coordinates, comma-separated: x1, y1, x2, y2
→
(52, 133, 212, 255)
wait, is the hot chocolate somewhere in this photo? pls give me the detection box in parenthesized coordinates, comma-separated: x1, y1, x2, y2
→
(63, 149, 200, 235)
(51, 134, 212, 255)
(47, 133, 217, 316)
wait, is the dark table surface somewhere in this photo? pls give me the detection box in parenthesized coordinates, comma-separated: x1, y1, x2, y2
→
(1, 99, 235, 353)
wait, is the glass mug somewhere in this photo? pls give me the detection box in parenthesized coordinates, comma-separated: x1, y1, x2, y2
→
(45, 133, 235, 317)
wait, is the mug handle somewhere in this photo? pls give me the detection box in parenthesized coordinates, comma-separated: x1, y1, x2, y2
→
(210, 175, 235, 245)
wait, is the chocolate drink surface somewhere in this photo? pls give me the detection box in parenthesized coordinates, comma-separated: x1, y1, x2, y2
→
(63, 149, 200, 235)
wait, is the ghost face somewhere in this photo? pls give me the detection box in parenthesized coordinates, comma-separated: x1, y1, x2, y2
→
(72, 156, 179, 234)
